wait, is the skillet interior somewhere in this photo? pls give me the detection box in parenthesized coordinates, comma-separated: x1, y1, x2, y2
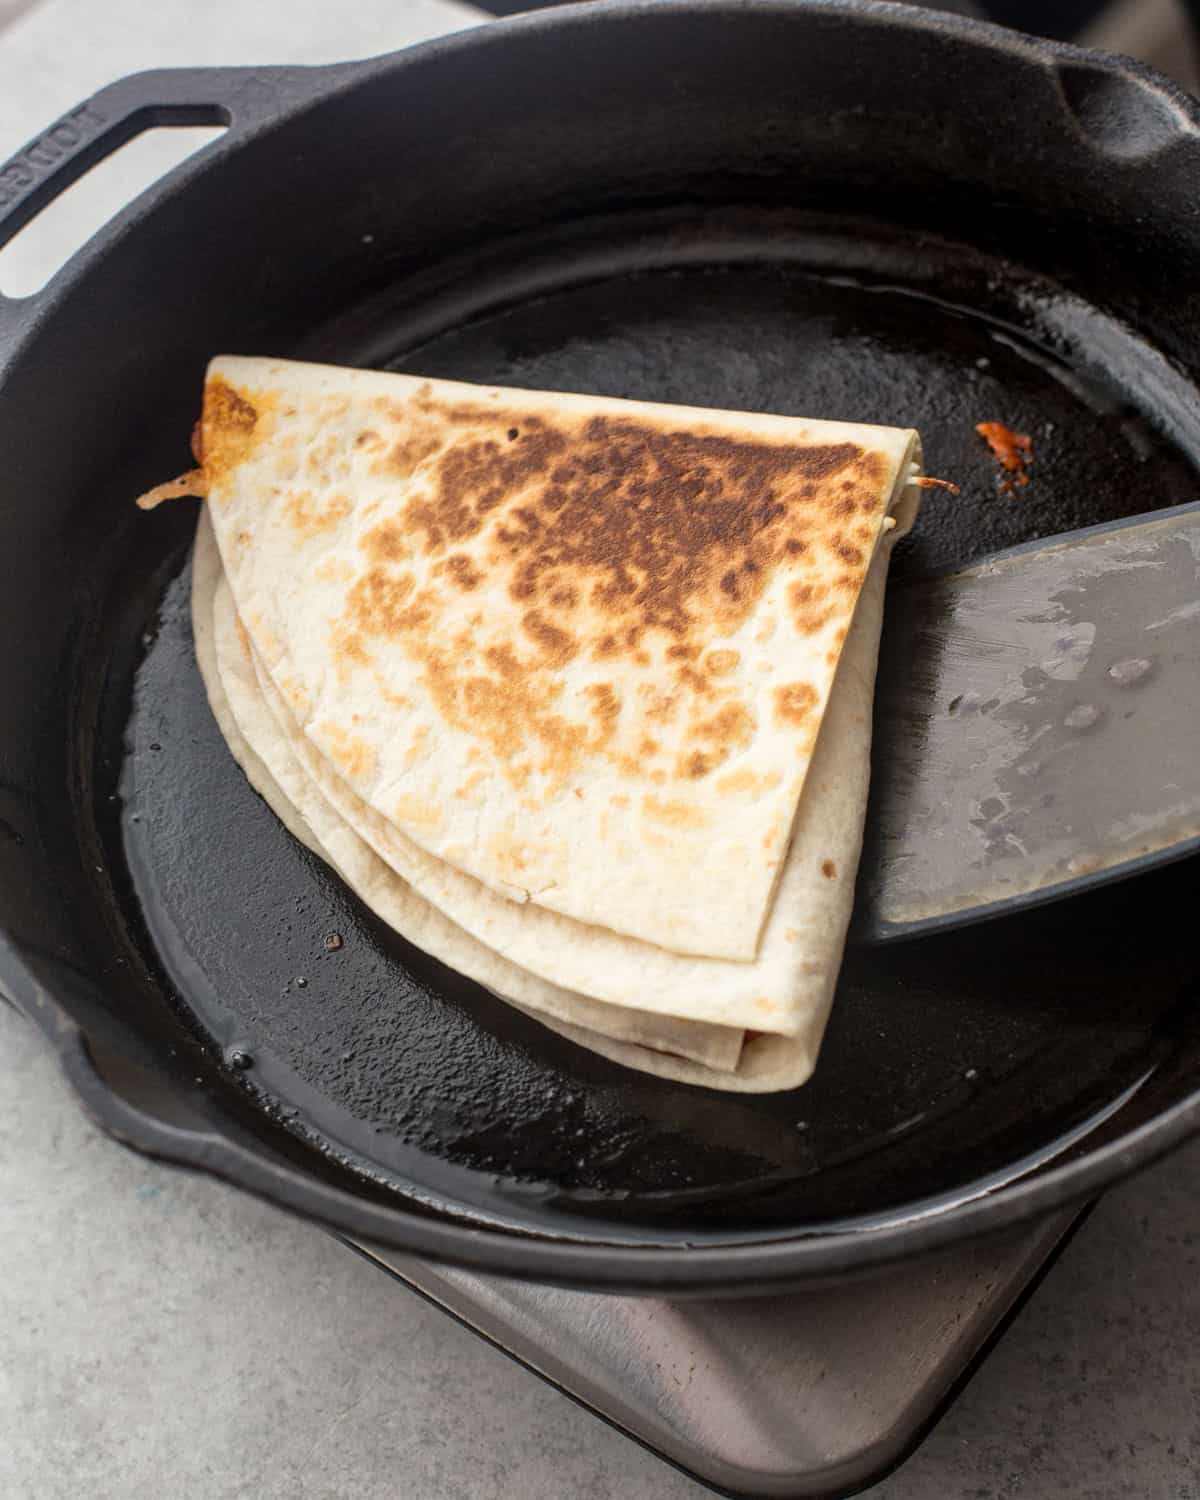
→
(113, 210, 1200, 1240)
(2, 3, 1200, 1275)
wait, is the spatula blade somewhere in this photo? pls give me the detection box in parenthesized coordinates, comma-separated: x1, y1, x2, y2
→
(856, 503, 1200, 943)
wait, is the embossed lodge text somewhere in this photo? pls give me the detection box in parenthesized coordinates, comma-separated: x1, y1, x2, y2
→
(0, 103, 106, 210)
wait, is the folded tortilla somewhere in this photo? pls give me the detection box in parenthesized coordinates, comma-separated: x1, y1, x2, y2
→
(192, 504, 909, 1090)
(192, 357, 919, 961)
(146, 357, 922, 1091)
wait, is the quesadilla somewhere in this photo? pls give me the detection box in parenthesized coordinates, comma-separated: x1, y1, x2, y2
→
(142, 356, 923, 1091)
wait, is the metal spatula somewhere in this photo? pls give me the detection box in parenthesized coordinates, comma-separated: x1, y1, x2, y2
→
(857, 502, 1200, 943)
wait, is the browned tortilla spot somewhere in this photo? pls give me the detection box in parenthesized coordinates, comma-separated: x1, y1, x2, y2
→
(774, 681, 819, 726)
(522, 609, 576, 665)
(788, 580, 834, 635)
(444, 553, 483, 591)
(642, 794, 708, 829)
(680, 749, 714, 780)
(585, 682, 621, 732)
(317, 721, 376, 780)
(692, 701, 755, 750)
(346, 568, 423, 635)
(284, 489, 351, 538)
(359, 521, 411, 564)
(331, 626, 370, 672)
(705, 649, 739, 675)
(201, 377, 273, 489)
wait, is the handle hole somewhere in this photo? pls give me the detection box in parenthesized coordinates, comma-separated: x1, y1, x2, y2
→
(0, 123, 226, 297)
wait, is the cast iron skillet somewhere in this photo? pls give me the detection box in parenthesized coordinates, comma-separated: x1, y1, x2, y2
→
(1, 0, 1199, 1294)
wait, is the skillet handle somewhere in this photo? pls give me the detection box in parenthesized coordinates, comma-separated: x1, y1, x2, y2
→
(0, 64, 320, 346)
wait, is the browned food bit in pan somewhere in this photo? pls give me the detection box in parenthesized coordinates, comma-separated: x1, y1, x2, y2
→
(976, 420, 1033, 493)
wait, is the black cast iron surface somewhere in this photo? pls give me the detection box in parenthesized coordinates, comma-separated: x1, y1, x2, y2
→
(2, 1, 1200, 1286)
(122, 227, 1200, 1238)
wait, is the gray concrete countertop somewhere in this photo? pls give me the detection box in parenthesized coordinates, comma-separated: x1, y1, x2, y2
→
(4, 1004, 1199, 1500)
(1, 3, 1198, 1496)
